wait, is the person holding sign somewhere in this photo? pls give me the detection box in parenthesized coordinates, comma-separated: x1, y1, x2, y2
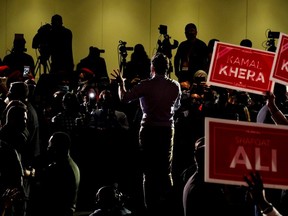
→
(182, 137, 255, 216)
(266, 91, 288, 125)
(244, 172, 282, 216)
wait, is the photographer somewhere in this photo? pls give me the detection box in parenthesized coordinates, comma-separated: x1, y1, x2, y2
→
(157, 25, 178, 77)
(49, 15, 74, 78)
(33, 15, 74, 82)
(76, 46, 109, 85)
(118, 40, 133, 74)
(32, 23, 52, 61)
(3, 34, 35, 84)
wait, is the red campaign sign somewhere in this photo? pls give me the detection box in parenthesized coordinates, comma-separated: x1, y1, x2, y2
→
(205, 117, 288, 189)
(207, 42, 275, 95)
(270, 33, 288, 86)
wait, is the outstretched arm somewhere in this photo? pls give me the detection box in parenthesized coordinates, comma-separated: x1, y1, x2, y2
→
(244, 171, 282, 216)
(110, 69, 126, 100)
(0, 188, 21, 216)
(266, 91, 288, 125)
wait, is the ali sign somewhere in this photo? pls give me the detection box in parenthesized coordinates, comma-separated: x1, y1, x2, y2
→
(205, 117, 288, 189)
(270, 33, 288, 86)
(207, 42, 274, 95)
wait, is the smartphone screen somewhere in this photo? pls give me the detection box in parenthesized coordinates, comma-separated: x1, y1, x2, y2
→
(23, 66, 30, 77)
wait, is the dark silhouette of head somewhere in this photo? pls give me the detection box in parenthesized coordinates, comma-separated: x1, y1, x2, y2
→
(51, 90, 66, 113)
(62, 92, 80, 112)
(89, 46, 101, 58)
(151, 52, 169, 75)
(185, 23, 197, 41)
(240, 39, 252, 48)
(98, 89, 117, 111)
(7, 81, 29, 102)
(47, 131, 71, 159)
(13, 34, 26, 52)
(133, 44, 145, 54)
(5, 100, 28, 132)
(51, 14, 63, 27)
(131, 44, 148, 61)
(95, 185, 120, 210)
(208, 38, 219, 53)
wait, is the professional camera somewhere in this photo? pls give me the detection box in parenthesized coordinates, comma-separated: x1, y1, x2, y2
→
(32, 23, 52, 59)
(266, 30, 279, 52)
(118, 40, 133, 58)
(157, 25, 178, 58)
(159, 25, 168, 35)
(268, 30, 280, 39)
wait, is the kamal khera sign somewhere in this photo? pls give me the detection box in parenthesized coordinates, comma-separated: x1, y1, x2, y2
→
(207, 42, 274, 95)
(270, 33, 288, 86)
(205, 117, 288, 189)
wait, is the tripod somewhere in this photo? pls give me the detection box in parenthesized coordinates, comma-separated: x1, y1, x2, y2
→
(119, 53, 127, 74)
(34, 54, 51, 77)
(157, 34, 179, 78)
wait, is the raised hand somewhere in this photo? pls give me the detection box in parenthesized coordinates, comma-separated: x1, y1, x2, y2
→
(110, 69, 125, 84)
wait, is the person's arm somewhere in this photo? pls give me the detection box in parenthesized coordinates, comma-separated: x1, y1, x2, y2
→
(244, 171, 282, 216)
(174, 45, 181, 79)
(0, 188, 21, 216)
(110, 69, 126, 100)
(266, 91, 288, 125)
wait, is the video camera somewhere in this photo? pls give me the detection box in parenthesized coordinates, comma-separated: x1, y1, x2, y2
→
(118, 40, 133, 58)
(159, 25, 168, 35)
(268, 30, 280, 39)
(266, 30, 280, 52)
(32, 23, 52, 59)
(157, 25, 178, 59)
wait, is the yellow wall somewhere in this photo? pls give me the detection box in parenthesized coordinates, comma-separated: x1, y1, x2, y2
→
(0, 0, 287, 81)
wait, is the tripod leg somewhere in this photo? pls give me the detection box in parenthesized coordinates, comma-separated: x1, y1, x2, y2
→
(34, 58, 41, 77)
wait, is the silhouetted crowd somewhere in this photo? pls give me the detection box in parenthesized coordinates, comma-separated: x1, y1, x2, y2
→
(1, 19, 288, 216)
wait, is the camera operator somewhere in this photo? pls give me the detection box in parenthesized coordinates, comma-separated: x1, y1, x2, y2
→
(76, 46, 109, 85)
(32, 23, 52, 62)
(157, 25, 178, 77)
(49, 14, 74, 78)
(266, 30, 279, 52)
(118, 40, 134, 74)
(2, 34, 35, 84)
(33, 14, 74, 83)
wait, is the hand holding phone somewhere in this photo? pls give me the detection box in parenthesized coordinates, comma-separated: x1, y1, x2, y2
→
(23, 66, 30, 77)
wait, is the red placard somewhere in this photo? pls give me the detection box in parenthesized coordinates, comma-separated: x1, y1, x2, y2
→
(270, 33, 288, 86)
(207, 42, 275, 95)
(205, 117, 288, 189)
